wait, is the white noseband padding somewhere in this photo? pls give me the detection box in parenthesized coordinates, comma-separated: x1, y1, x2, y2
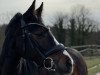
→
(63, 50, 74, 74)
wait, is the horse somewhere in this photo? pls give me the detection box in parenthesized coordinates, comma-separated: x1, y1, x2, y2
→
(0, 0, 88, 75)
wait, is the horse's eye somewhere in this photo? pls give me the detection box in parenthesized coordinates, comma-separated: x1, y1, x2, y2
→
(34, 29, 48, 37)
(35, 33, 43, 37)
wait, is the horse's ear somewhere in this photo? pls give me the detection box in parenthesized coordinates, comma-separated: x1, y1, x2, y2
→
(24, 0, 36, 15)
(36, 2, 43, 17)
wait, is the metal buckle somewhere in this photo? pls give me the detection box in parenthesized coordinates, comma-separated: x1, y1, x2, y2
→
(44, 57, 55, 71)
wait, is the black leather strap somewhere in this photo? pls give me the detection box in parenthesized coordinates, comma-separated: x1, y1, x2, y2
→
(45, 44, 65, 56)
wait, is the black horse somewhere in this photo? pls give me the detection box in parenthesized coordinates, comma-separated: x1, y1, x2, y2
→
(0, 0, 88, 75)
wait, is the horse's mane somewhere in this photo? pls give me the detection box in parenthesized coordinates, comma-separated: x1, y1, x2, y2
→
(5, 13, 22, 36)
(0, 13, 23, 74)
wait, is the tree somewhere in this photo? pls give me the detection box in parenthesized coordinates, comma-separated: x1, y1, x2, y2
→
(48, 5, 98, 46)
(50, 13, 68, 45)
(69, 5, 96, 45)
(69, 19, 76, 46)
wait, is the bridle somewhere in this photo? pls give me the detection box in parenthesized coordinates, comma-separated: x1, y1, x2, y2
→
(20, 17, 46, 59)
(20, 17, 65, 71)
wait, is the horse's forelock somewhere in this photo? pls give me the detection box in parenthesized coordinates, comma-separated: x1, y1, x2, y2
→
(5, 13, 22, 35)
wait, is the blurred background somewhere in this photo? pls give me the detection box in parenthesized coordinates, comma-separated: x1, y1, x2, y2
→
(0, 0, 100, 75)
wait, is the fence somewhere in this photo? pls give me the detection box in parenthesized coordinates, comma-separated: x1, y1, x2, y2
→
(71, 45, 100, 56)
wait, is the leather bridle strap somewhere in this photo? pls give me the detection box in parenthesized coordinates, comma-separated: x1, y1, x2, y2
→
(45, 44, 65, 56)
(21, 18, 47, 29)
(20, 17, 46, 60)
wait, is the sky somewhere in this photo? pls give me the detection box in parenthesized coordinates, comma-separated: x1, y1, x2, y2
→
(0, 0, 100, 25)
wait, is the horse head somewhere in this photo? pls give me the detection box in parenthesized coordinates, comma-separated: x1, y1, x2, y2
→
(19, 0, 73, 74)
(18, 0, 73, 74)
(18, 0, 63, 58)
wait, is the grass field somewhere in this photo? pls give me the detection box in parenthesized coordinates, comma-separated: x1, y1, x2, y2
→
(84, 56, 100, 75)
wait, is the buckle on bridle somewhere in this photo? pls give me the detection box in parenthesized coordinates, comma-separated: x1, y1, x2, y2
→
(44, 57, 55, 71)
